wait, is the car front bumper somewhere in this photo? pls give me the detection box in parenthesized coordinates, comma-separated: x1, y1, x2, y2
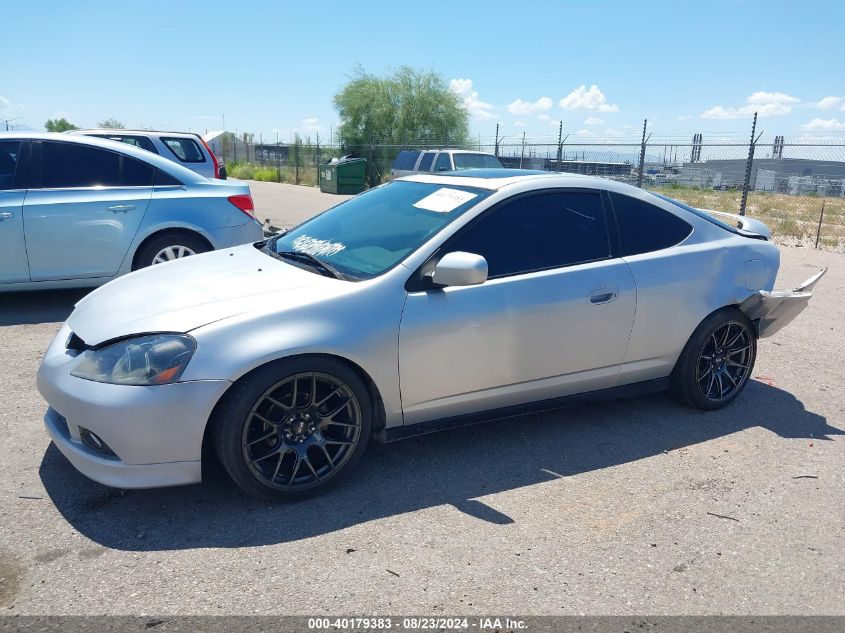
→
(37, 324, 231, 489)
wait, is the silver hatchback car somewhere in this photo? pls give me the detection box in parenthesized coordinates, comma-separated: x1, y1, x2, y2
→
(37, 170, 824, 499)
(69, 129, 224, 180)
(0, 132, 263, 291)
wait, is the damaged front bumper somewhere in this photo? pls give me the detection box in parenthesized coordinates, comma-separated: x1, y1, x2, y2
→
(740, 267, 827, 338)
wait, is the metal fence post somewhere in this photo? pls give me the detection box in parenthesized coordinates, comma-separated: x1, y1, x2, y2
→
(494, 123, 500, 157)
(519, 131, 526, 169)
(636, 119, 648, 188)
(815, 198, 826, 248)
(556, 121, 563, 171)
(740, 111, 758, 216)
(294, 134, 301, 185)
(275, 132, 280, 182)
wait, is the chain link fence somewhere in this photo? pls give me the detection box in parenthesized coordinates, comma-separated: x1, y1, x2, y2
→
(209, 129, 845, 251)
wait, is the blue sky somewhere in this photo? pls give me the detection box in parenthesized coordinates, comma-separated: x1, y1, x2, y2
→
(2, 0, 843, 142)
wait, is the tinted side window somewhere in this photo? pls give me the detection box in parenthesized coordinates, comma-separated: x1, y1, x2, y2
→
(392, 151, 410, 170)
(0, 141, 21, 190)
(610, 193, 693, 256)
(417, 152, 435, 172)
(154, 169, 182, 186)
(434, 152, 452, 172)
(41, 142, 120, 188)
(95, 134, 158, 154)
(448, 191, 610, 278)
(162, 137, 205, 163)
(402, 151, 421, 170)
(122, 155, 155, 186)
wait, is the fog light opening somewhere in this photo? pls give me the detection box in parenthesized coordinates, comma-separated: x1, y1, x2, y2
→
(78, 427, 118, 459)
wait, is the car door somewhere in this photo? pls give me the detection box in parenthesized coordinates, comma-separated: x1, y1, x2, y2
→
(0, 139, 30, 284)
(23, 140, 154, 281)
(398, 189, 637, 425)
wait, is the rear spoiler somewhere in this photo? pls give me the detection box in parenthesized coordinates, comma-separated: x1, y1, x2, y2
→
(702, 209, 772, 240)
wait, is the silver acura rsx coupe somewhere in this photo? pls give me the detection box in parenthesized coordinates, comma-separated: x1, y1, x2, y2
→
(37, 169, 825, 500)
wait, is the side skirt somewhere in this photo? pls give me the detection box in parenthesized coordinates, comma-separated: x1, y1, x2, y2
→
(373, 377, 669, 443)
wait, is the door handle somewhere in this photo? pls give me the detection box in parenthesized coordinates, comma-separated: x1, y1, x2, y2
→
(588, 284, 619, 305)
(107, 204, 135, 213)
(0, 212, 13, 220)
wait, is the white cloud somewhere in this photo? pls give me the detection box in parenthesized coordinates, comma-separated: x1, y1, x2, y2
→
(0, 96, 10, 112)
(746, 91, 799, 105)
(301, 117, 325, 133)
(507, 96, 552, 116)
(537, 114, 551, 121)
(583, 116, 604, 126)
(450, 78, 496, 120)
(701, 91, 799, 119)
(548, 119, 561, 127)
(800, 117, 845, 131)
(816, 96, 844, 110)
(559, 85, 619, 112)
(513, 120, 527, 127)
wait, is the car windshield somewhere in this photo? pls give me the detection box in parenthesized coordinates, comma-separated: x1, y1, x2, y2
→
(452, 153, 504, 170)
(269, 181, 491, 280)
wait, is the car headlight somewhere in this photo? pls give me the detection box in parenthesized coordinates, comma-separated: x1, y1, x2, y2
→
(71, 334, 197, 386)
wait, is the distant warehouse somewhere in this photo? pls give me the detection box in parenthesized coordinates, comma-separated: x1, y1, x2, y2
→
(679, 157, 845, 196)
(499, 155, 632, 178)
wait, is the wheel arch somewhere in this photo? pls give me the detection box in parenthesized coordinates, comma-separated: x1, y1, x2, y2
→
(670, 302, 756, 375)
(201, 352, 388, 463)
(130, 227, 214, 270)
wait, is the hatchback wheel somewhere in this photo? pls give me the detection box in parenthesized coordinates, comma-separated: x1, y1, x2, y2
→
(670, 308, 757, 410)
(211, 358, 372, 500)
(134, 232, 210, 270)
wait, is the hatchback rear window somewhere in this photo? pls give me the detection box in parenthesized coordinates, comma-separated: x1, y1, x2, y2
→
(162, 137, 205, 163)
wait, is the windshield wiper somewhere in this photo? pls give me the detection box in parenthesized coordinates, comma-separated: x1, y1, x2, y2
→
(274, 250, 346, 280)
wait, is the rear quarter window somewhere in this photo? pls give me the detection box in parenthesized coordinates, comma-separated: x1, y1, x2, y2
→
(162, 137, 205, 163)
(609, 192, 693, 256)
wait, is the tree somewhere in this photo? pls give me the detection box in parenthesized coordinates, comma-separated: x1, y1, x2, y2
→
(98, 118, 125, 129)
(45, 117, 78, 132)
(334, 65, 469, 149)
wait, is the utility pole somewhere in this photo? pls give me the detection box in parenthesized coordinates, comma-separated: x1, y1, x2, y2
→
(494, 123, 500, 157)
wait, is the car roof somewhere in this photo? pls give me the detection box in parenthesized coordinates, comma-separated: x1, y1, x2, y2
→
(70, 129, 200, 138)
(0, 131, 207, 183)
(399, 169, 614, 191)
(404, 148, 496, 155)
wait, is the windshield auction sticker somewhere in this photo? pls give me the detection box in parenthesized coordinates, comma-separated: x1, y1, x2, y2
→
(413, 188, 478, 213)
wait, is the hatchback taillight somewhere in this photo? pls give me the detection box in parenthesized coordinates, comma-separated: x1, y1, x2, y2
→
(228, 194, 256, 218)
(200, 136, 222, 178)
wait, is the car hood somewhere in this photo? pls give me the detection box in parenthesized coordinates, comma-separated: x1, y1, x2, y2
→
(68, 244, 336, 346)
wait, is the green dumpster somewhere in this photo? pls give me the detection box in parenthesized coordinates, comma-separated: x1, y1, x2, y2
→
(319, 157, 367, 195)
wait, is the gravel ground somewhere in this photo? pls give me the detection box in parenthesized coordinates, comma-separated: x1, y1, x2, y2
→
(0, 181, 842, 615)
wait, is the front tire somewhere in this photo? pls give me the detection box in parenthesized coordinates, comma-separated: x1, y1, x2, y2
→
(211, 358, 372, 500)
(670, 308, 757, 410)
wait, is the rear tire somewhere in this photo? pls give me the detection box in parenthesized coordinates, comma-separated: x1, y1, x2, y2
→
(133, 232, 210, 270)
(211, 357, 372, 501)
(670, 307, 757, 410)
